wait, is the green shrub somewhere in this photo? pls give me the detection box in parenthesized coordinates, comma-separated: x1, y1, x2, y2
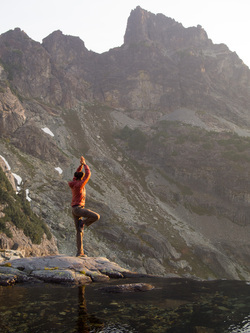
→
(0, 220, 12, 238)
(0, 167, 52, 243)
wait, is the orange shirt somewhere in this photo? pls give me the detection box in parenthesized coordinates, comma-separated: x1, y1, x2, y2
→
(68, 164, 91, 207)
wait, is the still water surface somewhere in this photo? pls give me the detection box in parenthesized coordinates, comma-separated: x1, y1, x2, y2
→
(0, 277, 249, 333)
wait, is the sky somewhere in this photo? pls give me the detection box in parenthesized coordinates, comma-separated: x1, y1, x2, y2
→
(1, 0, 250, 67)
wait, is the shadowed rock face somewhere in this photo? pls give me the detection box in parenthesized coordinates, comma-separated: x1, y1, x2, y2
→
(0, 65, 26, 136)
(11, 124, 67, 163)
(0, 29, 52, 100)
(0, 7, 250, 280)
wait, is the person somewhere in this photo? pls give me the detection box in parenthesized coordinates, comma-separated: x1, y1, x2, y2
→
(68, 156, 100, 257)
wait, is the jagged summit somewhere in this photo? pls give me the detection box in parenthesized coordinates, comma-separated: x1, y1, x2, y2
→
(124, 6, 181, 45)
(42, 29, 90, 68)
(124, 6, 209, 49)
(1, 27, 31, 41)
(43, 29, 88, 54)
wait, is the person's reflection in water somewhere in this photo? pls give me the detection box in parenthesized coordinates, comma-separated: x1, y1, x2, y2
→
(77, 286, 104, 332)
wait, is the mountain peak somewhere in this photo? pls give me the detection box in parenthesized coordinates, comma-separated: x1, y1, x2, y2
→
(42, 30, 88, 66)
(43, 30, 87, 51)
(0, 28, 33, 46)
(124, 6, 208, 49)
(124, 6, 182, 45)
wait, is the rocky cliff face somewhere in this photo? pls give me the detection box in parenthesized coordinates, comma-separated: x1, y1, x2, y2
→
(0, 7, 250, 280)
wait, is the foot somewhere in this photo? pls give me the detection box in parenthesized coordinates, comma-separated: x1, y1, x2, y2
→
(76, 252, 86, 257)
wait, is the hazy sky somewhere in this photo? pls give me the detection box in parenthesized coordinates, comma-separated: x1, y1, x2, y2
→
(1, 0, 250, 67)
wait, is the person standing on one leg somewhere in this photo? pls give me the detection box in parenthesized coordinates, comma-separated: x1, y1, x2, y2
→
(68, 156, 100, 257)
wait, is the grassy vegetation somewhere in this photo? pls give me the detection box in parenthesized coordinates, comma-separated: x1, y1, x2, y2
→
(217, 133, 250, 151)
(157, 168, 193, 196)
(221, 151, 250, 163)
(153, 121, 250, 163)
(115, 126, 148, 151)
(215, 134, 250, 162)
(0, 167, 52, 244)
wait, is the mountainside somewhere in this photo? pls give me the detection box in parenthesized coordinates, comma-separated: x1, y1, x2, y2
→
(0, 6, 250, 280)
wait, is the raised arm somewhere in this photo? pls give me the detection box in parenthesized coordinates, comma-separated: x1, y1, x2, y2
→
(74, 156, 86, 173)
(79, 156, 91, 185)
(80, 156, 86, 165)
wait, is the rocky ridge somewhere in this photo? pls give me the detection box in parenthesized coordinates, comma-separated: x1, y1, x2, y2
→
(0, 7, 250, 281)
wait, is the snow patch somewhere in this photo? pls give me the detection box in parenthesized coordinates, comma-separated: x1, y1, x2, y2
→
(25, 189, 32, 202)
(0, 155, 11, 170)
(42, 127, 54, 137)
(55, 167, 63, 174)
(12, 173, 22, 185)
(0, 155, 31, 200)
(12, 173, 22, 192)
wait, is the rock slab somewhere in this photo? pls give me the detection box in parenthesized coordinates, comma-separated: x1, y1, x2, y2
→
(0, 254, 141, 286)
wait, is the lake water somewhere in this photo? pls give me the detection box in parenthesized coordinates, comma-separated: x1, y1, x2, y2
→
(0, 277, 249, 332)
